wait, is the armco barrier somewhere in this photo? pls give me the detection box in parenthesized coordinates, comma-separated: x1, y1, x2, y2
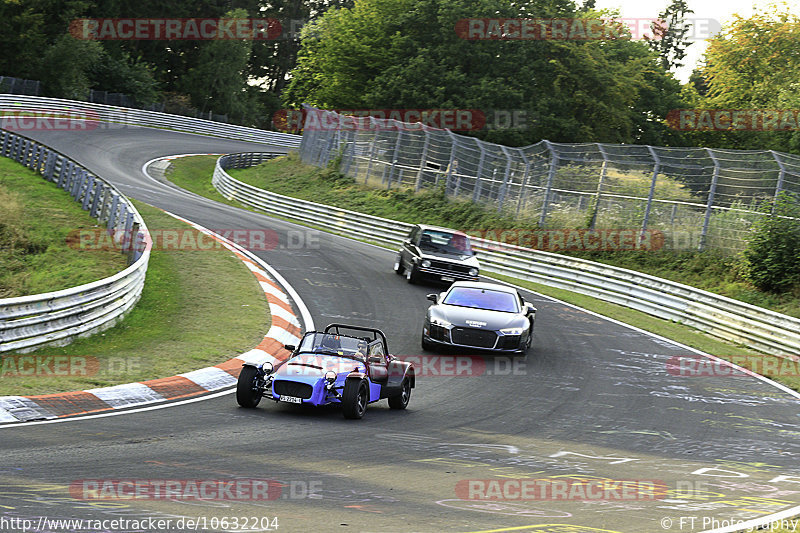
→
(213, 152, 800, 357)
(0, 95, 301, 148)
(0, 129, 151, 354)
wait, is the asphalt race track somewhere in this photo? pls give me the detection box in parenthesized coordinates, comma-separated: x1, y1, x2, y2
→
(2, 125, 799, 533)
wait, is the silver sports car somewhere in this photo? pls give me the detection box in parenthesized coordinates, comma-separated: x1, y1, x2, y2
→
(422, 281, 536, 354)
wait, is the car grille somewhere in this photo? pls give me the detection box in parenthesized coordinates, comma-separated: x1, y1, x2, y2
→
(451, 328, 497, 349)
(497, 335, 521, 350)
(273, 380, 313, 399)
(429, 324, 450, 342)
(430, 260, 471, 274)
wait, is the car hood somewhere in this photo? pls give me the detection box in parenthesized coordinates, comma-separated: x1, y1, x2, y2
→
(275, 354, 365, 379)
(429, 304, 526, 330)
(418, 250, 480, 268)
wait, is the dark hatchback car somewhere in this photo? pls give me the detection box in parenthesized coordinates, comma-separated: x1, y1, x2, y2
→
(422, 281, 536, 354)
(394, 224, 480, 284)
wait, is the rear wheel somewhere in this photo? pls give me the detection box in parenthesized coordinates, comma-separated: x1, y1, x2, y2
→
(236, 366, 262, 408)
(342, 379, 368, 419)
(388, 378, 411, 410)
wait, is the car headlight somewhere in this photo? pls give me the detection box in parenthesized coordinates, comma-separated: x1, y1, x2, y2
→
(500, 327, 524, 335)
(469, 267, 479, 277)
(421, 259, 431, 268)
(431, 318, 451, 328)
(324, 370, 337, 383)
(261, 361, 273, 374)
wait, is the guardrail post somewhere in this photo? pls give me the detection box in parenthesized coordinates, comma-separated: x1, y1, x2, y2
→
(82, 176, 96, 210)
(59, 160, 73, 189)
(0, 130, 10, 157)
(107, 194, 120, 230)
(699, 148, 720, 251)
(414, 127, 431, 192)
(44, 150, 57, 181)
(539, 140, 558, 227)
(90, 183, 104, 217)
(589, 143, 609, 230)
(640, 146, 661, 246)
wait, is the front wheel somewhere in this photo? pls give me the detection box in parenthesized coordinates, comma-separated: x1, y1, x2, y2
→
(406, 265, 420, 284)
(236, 365, 262, 408)
(388, 378, 411, 410)
(342, 379, 368, 419)
(421, 333, 435, 352)
(394, 257, 405, 275)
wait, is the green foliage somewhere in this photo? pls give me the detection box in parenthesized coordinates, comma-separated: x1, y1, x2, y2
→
(36, 34, 104, 100)
(284, 0, 689, 146)
(647, 0, 693, 70)
(743, 193, 800, 293)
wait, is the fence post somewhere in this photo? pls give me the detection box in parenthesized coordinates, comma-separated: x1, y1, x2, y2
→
(699, 148, 720, 251)
(387, 127, 404, 189)
(771, 150, 787, 213)
(363, 120, 380, 184)
(496, 145, 513, 212)
(414, 127, 431, 192)
(640, 146, 661, 245)
(516, 149, 531, 215)
(539, 140, 558, 227)
(589, 143, 609, 230)
(44, 150, 57, 181)
(82, 176, 96, 209)
(472, 139, 486, 203)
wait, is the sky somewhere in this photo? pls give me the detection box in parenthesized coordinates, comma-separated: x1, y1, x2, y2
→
(592, 0, 794, 82)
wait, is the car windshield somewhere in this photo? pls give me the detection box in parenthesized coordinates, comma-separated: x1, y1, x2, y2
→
(297, 333, 369, 360)
(442, 287, 518, 313)
(418, 230, 473, 256)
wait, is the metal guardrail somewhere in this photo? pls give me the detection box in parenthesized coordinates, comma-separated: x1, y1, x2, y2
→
(0, 95, 301, 148)
(214, 152, 800, 357)
(0, 129, 151, 354)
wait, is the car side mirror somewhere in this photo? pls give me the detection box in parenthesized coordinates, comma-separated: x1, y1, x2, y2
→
(426, 294, 438, 303)
(525, 304, 536, 316)
(403, 239, 411, 246)
(283, 344, 296, 352)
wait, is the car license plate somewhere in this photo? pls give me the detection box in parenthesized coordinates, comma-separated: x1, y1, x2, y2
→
(279, 395, 302, 404)
(441, 276, 454, 282)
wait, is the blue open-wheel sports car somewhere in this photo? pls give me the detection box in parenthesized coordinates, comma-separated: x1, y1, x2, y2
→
(236, 324, 415, 419)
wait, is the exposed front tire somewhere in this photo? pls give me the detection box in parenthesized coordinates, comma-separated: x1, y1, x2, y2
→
(342, 379, 368, 419)
(236, 365, 262, 408)
(388, 378, 411, 410)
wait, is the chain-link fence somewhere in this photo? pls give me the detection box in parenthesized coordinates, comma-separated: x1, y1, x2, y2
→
(298, 106, 800, 254)
(0, 76, 41, 96)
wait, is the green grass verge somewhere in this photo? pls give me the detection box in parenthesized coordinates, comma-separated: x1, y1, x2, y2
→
(0, 157, 127, 297)
(170, 154, 800, 393)
(0, 200, 270, 396)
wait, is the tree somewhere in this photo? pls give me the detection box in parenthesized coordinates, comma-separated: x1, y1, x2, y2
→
(283, 0, 687, 146)
(36, 35, 104, 99)
(646, 0, 693, 70)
